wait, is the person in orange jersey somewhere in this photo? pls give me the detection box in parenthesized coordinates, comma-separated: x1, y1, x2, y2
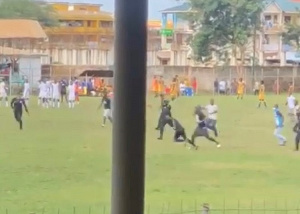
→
(158, 76, 164, 96)
(75, 80, 80, 104)
(170, 77, 177, 100)
(288, 82, 294, 95)
(237, 78, 245, 100)
(152, 76, 159, 97)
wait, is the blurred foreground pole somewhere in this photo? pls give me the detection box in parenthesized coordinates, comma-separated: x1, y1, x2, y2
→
(111, 0, 148, 213)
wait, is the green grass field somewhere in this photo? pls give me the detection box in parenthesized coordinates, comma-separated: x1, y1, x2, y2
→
(1, 95, 300, 214)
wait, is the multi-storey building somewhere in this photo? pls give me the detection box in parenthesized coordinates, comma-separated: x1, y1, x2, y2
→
(38, 1, 114, 66)
(260, 0, 300, 65)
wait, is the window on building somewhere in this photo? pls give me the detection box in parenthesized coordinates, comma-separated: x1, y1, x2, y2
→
(161, 59, 168, 65)
(284, 16, 291, 23)
(274, 15, 278, 24)
(264, 15, 271, 21)
(100, 21, 113, 28)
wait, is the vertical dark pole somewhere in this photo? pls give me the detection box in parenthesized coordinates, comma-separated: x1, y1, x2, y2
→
(111, 0, 147, 214)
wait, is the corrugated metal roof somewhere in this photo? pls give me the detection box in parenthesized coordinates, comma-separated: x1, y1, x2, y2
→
(161, 2, 191, 13)
(0, 20, 47, 39)
(273, 0, 300, 12)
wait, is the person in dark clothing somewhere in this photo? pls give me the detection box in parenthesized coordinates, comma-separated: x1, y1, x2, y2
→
(155, 97, 171, 130)
(157, 99, 173, 140)
(187, 106, 221, 149)
(98, 92, 113, 127)
(169, 116, 188, 143)
(60, 80, 67, 103)
(11, 94, 29, 130)
(293, 121, 300, 151)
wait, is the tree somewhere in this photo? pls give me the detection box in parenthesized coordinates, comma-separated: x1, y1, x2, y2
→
(189, 0, 263, 72)
(0, 0, 58, 26)
(282, 23, 300, 51)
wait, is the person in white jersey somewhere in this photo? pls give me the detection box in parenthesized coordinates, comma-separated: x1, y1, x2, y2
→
(286, 93, 296, 122)
(38, 80, 43, 106)
(52, 80, 60, 108)
(205, 98, 218, 137)
(68, 81, 76, 108)
(0, 79, 8, 107)
(41, 80, 49, 108)
(46, 80, 53, 106)
(22, 79, 30, 106)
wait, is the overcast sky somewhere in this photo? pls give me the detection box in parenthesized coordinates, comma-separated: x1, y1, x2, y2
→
(45, 0, 182, 19)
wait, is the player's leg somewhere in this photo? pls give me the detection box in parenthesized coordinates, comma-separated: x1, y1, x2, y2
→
(186, 127, 200, 149)
(4, 96, 8, 107)
(295, 135, 300, 151)
(202, 128, 220, 147)
(155, 115, 162, 130)
(206, 119, 218, 137)
(158, 119, 170, 140)
(273, 127, 286, 146)
(14, 110, 23, 130)
(108, 110, 113, 123)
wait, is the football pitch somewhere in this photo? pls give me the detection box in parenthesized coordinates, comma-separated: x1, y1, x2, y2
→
(1, 95, 300, 214)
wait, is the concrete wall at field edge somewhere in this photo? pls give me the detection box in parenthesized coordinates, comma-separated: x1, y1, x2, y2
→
(147, 66, 300, 93)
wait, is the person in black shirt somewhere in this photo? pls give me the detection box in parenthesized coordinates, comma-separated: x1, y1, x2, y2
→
(169, 116, 189, 143)
(155, 97, 171, 130)
(187, 106, 220, 149)
(60, 80, 67, 103)
(293, 121, 300, 151)
(11, 94, 29, 130)
(157, 99, 173, 140)
(99, 93, 112, 127)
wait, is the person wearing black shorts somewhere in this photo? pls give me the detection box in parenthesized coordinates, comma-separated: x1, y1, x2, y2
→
(11, 93, 29, 130)
(169, 116, 187, 143)
(187, 106, 221, 149)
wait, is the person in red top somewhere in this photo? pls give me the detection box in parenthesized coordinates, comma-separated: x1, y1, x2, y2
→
(192, 77, 198, 95)
(75, 80, 80, 104)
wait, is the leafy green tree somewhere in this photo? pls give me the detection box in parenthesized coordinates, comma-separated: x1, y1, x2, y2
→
(189, 0, 263, 68)
(283, 23, 300, 50)
(0, 0, 58, 26)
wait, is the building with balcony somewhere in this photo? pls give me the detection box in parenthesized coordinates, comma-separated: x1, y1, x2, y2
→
(260, 0, 300, 65)
(38, 1, 114, 66)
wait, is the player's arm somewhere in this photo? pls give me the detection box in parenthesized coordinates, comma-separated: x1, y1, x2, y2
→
(10, 98, 16, 109)
(293, 123, 298, 133)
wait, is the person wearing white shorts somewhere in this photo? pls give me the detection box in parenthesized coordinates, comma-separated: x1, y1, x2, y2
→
(22, 79, 30, 106)
(52, 80, 61, 108)
(0, 80, 8, 107)
(68, 81, 76, 109)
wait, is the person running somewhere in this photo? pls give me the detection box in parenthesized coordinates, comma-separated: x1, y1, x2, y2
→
(257, 80, 267, 108)
(273, 104, 286, 146)
(205, 98, 218, 137)
(99, 92, 113, 127)
(11, 92, 29, 130)
(187, 106, 221, 149)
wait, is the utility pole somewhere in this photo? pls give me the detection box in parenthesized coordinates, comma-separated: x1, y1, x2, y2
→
(111, 0, 147, 214)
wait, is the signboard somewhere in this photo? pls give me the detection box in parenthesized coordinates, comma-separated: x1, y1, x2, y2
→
(160, 29, 174, 36)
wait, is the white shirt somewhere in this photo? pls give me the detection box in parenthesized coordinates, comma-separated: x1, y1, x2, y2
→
(24, 82, 30, 92)
(41, 82, 48, 93)
(287, 95, 296, 109)
(206, 104, 218, 120)
(180, 83, 186, 92)
(52, 83, 60, 95)
(68, 84, 75, 96)
(219, 81, 226, 91)
(0, 82, 6, 92)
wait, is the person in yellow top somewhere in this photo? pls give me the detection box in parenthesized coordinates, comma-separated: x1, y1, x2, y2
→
(170, 77, 177, 100)
(288, 82, 294, 96)
(158, 76, 164, 95)
(237, 78, 245, 100)
(257, 80, 267, 108)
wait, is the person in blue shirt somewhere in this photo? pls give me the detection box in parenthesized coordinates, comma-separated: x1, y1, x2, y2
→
(273, 104, 287, 146)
